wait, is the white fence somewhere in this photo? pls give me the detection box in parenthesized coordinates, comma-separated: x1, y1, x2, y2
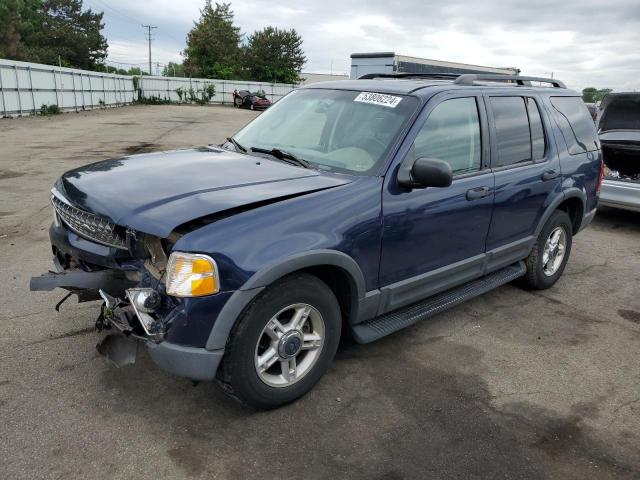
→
(0, 58, 298, 117)
(139, 76, 296, 104)
(0, 59, 135, 116)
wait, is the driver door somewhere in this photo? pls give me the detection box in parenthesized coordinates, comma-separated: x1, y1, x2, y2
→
(379, 94, 495, 313)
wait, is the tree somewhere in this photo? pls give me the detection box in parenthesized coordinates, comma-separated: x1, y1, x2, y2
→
(0, 0, 107, 70)
(582, 87, 612, 103)
(162, 61, 185, 77)
(582, 87, 598, 103)
(242, 26, 306, 84)
(183, 1, 241, 79)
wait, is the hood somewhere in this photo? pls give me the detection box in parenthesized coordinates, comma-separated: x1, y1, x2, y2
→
(59, 147, 351, 237)
(598, 93, 640, 133)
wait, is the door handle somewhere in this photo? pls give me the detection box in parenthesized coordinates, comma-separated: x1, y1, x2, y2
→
(466, 186, 490, 201)
(541, 170, 559, 181)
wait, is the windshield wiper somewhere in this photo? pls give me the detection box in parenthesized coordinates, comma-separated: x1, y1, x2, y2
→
(250, 147, 313, 169)
(226, 137, 247, 153)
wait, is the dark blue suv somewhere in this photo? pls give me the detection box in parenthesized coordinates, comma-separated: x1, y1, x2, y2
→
(31, 73, 603, 408)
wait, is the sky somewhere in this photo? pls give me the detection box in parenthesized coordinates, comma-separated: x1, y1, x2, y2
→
(85, 0, 640, 92)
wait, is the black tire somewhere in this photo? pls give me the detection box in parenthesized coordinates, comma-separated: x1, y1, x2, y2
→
(522, 210, 573, 290)
(233, 97, 242, 108)
(217, 273, 341, 409)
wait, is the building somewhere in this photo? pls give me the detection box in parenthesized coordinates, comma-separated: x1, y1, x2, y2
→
(350, 52, 519, 79)
(298, 72, 350, 85)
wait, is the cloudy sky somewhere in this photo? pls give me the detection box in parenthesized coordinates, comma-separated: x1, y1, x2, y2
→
(86, 0, 640, 91)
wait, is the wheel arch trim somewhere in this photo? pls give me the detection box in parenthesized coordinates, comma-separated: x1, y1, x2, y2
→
(205, 250, 367, 350)
(534, 188, 586, 238)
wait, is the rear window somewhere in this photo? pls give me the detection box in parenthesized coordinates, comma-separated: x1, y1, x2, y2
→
(550, 97, 598, 154)
(527, 98, 546, 160)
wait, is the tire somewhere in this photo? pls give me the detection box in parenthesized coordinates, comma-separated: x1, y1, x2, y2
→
(217, 273, 341, 409)
(234, 97, 241, 108)
(522, 210, 573, 290)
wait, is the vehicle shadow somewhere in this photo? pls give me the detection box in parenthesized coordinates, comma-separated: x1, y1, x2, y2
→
(96, 333, 638, 479)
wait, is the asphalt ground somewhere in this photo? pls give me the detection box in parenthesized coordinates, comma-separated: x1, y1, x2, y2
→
(1, 105, 639, 479)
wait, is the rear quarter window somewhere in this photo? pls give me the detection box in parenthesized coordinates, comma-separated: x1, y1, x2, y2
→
(550, 97, 598, 155)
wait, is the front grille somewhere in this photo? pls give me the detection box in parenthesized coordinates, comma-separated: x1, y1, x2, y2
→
(52, 194, 128, 250)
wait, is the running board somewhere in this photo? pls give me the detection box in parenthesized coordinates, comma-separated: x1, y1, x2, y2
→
(351, 262, 526, 344)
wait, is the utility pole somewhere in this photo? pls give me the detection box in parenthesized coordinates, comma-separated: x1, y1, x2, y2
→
(142, 25, 157, 75)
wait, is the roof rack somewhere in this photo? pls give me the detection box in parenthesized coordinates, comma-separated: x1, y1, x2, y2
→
(358, 72, 461, 80)
(358, 72, 566, 89)
(454, 74, 566, 88)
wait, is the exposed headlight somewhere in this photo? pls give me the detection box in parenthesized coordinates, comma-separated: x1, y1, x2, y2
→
(165, 252, 220, 297)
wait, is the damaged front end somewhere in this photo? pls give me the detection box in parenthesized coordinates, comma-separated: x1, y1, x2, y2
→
(94, 289, 165, 367)
(30, 189, 180, 367)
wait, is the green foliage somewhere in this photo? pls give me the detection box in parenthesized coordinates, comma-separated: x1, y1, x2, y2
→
(39, 103, 60, 115)
(162, 62, 185, 77)
(582, 87, 612, 103)
(183, 2, 242, 78)
(0, 0, 108, 70)
(136, 95, 173, 105)
(188, 87, 197, 103)
(175, 87, 185, 102)
(242, 26, 305, 84)
(180, 1, 306, 84)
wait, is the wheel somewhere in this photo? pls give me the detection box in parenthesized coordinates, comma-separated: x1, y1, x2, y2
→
(522, 210, 573, 289)
(217, 273, 341, 409)
(234, 97, 242, 108)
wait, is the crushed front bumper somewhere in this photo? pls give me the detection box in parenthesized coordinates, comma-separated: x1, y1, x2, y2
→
(95, 291, 224, 381)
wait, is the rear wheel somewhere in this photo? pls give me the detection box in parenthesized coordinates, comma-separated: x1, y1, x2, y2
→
(217, 273, 341, 409)
(522, 210, 573, 289)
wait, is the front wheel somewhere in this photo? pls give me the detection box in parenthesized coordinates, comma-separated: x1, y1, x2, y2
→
(522, 210, 573, 289)
(217, 273, 341, 409)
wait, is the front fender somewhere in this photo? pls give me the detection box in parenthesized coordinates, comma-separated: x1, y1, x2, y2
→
(204, 249, 367, 350)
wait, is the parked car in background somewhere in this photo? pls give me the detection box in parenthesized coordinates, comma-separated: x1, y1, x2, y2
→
(585, 102, 598, 122)
(232, 89, 272, 110)
(31, 73, 601, 409)
(598, 93, 640, 212)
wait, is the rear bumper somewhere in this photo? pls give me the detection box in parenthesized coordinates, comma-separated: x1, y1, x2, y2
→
(599, 180, 640, 212)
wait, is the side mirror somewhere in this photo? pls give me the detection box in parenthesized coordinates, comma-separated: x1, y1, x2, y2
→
(399, 157, 453, 189)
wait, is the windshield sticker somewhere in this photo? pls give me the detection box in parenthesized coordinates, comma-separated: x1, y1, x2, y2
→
(354, 92, 402, 108)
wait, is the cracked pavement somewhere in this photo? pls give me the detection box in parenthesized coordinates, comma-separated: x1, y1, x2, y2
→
(1, 105, 639, 479)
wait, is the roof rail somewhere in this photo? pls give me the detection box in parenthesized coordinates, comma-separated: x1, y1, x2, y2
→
(358, 72, 461, 80)
(454, 74, 566, 88)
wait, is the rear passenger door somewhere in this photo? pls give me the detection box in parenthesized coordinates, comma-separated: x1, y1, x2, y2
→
(484, 94, 562, 268)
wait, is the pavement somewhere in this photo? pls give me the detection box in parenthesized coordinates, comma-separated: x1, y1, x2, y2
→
(1, 105, 639, 480)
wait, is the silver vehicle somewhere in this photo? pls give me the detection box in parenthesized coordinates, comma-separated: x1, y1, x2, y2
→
(598, 93, 640, 212)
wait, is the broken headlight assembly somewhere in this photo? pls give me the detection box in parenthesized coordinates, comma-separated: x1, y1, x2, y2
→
(165, 252, 220, 297)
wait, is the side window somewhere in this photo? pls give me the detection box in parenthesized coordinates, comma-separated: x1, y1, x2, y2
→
(490, 97, 531, 166)
(414, 97, 481, 176)
(550, 96, 598, 154)
(527, 98, 546, 160)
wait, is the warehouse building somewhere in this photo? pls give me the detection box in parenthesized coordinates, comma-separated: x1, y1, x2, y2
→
(350, 52, 519, 79)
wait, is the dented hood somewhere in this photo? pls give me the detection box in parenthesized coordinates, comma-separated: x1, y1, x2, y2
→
(58, 147, 351, 237)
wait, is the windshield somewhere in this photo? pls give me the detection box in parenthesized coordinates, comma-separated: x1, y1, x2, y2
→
(232, 89, 418, 175)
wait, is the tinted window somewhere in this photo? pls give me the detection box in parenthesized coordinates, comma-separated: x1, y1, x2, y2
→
(550, 97, 598, 154)
(490, 97, 531, 166)
(414, 97, 481, 175)
(527, 98, 546, 160)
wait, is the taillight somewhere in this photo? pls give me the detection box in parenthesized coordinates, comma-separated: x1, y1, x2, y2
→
(596, 157, 605, 194)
